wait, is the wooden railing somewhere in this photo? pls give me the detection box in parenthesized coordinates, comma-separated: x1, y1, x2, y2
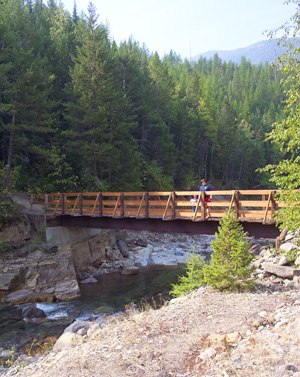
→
(31, 190, 283, 224)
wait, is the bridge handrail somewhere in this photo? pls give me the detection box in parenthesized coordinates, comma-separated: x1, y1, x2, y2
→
(30, 190, 283, 224)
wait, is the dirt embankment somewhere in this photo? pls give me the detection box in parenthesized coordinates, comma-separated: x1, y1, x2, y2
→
(4, 284, 300, 377)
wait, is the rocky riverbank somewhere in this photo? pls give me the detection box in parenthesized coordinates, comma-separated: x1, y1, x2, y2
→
(2, 229, 300, 376)
(0, 213, 216, 305)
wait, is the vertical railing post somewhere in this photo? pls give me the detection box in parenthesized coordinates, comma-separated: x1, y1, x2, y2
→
(145, 192, 149, 218)
(171, 191, 176, 219)
(201, 191, 205, 219)
(79, 193, 83, 215)
(98, 192, 103, 216)
(120, 192, 124, 217)
(271, 190, 276, 216)
(60, 193, 65, 215)
(234, 190, 240, 218)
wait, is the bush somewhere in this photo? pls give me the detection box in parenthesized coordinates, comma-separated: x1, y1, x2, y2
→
(170, 250, 206, 297)
(0, 194, 20, 225)
(204, 210, 254, 292)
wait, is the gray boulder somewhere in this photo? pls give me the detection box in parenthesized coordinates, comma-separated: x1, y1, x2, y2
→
(22, 304, 46, 319)
(262, 262, 295, 279)
(117, 239, 130, 257)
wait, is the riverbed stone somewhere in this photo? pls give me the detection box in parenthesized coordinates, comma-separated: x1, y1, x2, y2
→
(0, 271, 22, 291)
(64, 320, 90, 334)
(54, 280, 80, 301)
(22, 304, 46, 319)
(80, 277, 97, 284)
(53, 332, 83, 351)
(135, 238, 147, 247)
(280, 242, 298, 252)
(117, 239, 130, 257)
(262, 262, 294, 279)
(6, 289, 36, 304)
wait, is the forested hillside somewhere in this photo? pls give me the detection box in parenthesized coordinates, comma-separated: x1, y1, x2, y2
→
(0, 0, 284, 193)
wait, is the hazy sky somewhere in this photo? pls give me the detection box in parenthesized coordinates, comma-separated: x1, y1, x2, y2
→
(62, 0, 297, 59)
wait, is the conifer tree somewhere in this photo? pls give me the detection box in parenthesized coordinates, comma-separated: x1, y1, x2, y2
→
(170, 250, 206, 297)
(204, 210, 254, 291)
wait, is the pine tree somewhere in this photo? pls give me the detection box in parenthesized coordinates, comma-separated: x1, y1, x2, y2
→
(170, 249, 206, 297)
(66, 4, 141, 190)
(0, 0, 57, 190)
(204, 210, 254, 292)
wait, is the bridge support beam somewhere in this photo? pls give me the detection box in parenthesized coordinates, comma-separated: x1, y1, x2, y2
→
(46, 215, 280, 239)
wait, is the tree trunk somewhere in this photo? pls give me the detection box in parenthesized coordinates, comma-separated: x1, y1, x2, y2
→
(5, 111, 15, 191)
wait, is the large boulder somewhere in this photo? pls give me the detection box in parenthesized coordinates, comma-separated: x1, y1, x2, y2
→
(262, 262, 295, 279)
(117, 239, 130, 257)
(22, 304, 46, 320)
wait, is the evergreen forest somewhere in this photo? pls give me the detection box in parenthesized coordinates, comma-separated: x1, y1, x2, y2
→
(0, 0, 285, 193)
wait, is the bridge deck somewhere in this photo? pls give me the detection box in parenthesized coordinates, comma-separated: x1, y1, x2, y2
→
(31, 190, 282, 224)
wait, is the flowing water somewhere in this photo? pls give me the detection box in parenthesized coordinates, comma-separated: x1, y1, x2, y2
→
(0, 265, 184, 353)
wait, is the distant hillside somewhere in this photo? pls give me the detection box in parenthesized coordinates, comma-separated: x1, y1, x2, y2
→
(193, 38, 299, 64)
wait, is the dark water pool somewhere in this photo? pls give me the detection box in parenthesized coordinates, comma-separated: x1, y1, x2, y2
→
(0, 265, 184, 352)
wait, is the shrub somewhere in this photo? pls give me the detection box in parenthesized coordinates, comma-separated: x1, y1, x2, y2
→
(204, 210, 254, 292)
(0, 194, 20, 225)
(170, 249, 206, 297)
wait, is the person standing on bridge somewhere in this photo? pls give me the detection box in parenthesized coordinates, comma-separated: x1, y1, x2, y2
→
(199, 178, 213, 218)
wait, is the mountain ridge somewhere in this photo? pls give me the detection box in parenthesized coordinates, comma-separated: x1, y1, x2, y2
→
(193, 38, 298, 64)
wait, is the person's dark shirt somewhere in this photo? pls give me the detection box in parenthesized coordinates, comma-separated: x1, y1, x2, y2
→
(199, 183, 212, 192)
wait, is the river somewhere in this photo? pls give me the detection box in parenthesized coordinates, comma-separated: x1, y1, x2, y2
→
(0, 265, 184, 354)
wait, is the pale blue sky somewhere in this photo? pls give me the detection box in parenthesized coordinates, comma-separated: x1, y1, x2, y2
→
(62, 0, 297, 58)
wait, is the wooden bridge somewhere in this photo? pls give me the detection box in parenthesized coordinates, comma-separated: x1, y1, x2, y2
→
(31, 190, 283, 238)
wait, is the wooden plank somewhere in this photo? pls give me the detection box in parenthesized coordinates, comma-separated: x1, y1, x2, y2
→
(148, 200, 169, 206)
(81, 192, 100, 196)
(148, 209, 173, 216)
(91, 193, 100, 216)
(136, 192, 146, 218)
(239, 211, 268, 218)
(174, 191, 200, 196)
(123, 200, 144, 206)
(163, 193, 172, 220)
(123, 192, 145, 196)
(148, 191, 172, 196)
(239, 200, 269, 207)
(81, 199, 102, 205)
(71, 194, 80, 213)
(175, 210, 201, 217)
(238, 190, 275, 195)
(102, 200, 119, 206)
(206, 201, 232, 207)
(113, 196, 121, 217)
(176, 200, 198, 207)
(193, 192, 204, 221)
(263, 192, 272, 224)
(101, 192, 121, 197)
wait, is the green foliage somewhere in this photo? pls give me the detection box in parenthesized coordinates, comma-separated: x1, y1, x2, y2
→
(170, 250, 206, 297)
(279, 247, 299, 264)
(204, 210, 254, 292)
(0, 194, 20, 224)
(0, 0, 285, 191)
(260, 10, 300, 230)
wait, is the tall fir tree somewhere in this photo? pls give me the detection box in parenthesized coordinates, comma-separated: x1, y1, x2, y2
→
(204, 210, 254, 291)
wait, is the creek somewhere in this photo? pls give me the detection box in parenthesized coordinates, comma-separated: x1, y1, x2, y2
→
(0, 265, 184, 353)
